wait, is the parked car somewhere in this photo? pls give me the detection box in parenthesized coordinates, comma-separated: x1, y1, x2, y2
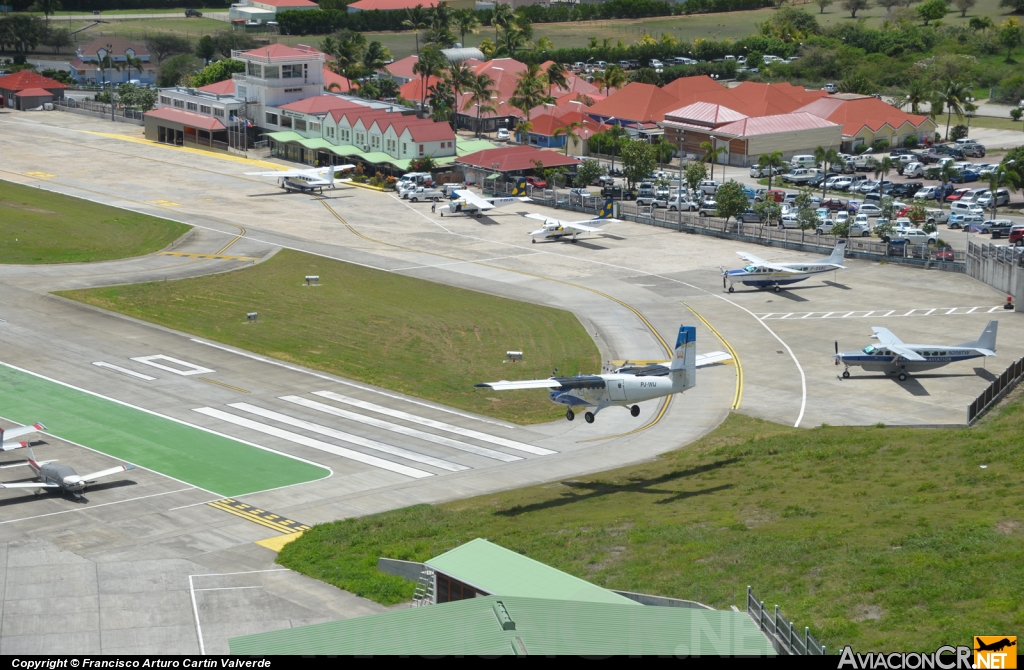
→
(778, 213, 800, 229)
(496, 128, 510, 142)
(601, 185, 636, 200)
(895, 228, 939, 244)
(949, 169, 980, 183)
(857, 203, 884, 216)
(698, 179, 721, 195)
(901, 162, 925, 179)
(820, 198, 849, 211)
(945, 188, 971, 202)
(808, 172, 839, 188)
(924, 208, 949, 225)
(405, 187, 444, 202)
(946, 213, 984, 230)
(697, 199, 717, 217)
(823, 83, 838, 93)
(737, 209, 764, 223)
(666, 194, 698, 211)
(975, 188, 1011, 209)
(934, 245, 955, 261)
(891, 182, 923, 197)
(185, 8, 203, 17)
(979, 219, 1015, 238)
(886, 238, 909, 255)
(954, 139, 986, 157)
(525, 176, 547, 188)
(1008, 226, 1024, 247)
(595, 175, 616, 187)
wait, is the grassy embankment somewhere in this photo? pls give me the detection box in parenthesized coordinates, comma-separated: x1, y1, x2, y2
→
(0, 180, 190, 264)
(276, 393, 1024, 651)
(58, 248, 600, 424)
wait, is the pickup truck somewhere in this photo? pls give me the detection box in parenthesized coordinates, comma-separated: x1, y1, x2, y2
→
(782, 168, 822, 185)
(924, 208, 948, 225)
(893, 228, 939, 244)
(405, 187, 444, 202)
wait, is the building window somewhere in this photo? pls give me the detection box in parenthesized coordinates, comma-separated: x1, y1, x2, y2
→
(356, 132, 364, 146)
(371, 135, 379, 148)
(265, 112, 279, 125)
(213, 108, 224, 117)
(187, 102, 197, 111)
(403, 142, 407, 155)
(326, 126, 334, 138)
(341, 129, 350, 142)
(264, 65, 279, 79)
(284, 87, 302, 93)
(419, 144, 424, 155)
(200, 105, 211, 115)
(282, 64, 301, 79)
(310, 122, 320, 133)
(280, 116, 292, 128)
(159, 96, 170, 105)
(294, 119, 307, 132)
(173, 99, 184, 108)
(247, 62, 260, 77)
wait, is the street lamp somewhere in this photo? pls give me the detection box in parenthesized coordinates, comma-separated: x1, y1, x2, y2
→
(964, 96, 976, 138)
(105, 43, 115, 122)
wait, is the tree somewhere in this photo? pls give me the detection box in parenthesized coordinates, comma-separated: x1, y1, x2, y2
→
(937, 79, 971, 139)
(96, 51, 121, 88)
(593, 63, 626, 96)
(874, 156, 894, 182)
(147, 34, 193, 63)
(491, 2, 514, 42)
(575, 159, 605, 188)
(754, 198, 782, 226)
(599, 125, 629, 174)
(195, 35, 216, 64)
(620, 139, 657, 189)
(362, 40, 391, 75)
(28, 0, 61, 27)
(878, 0, 903, 13)
(323, 31, 368, 93)
(684, 161, 708, 199)
(793, 189, 819, 233)
(536, 35, 555, 50)
(554, 120, 583, 156)
(998, 18, 1023, 63)
(758, 150, 786, 191)
(212, 31, 257, 59)
(917, 0, 949, 25)
(969, 16, 993, 31)
(409, 156, 436, 172)
(545, 61, 568, 97)
(936, 160, 958, 209)
(402, 5, 431, 55)
(412, 45, 444, 115)
(157, 54, 199, 88)
(953, 0, 976, 16)
(985, 164, 1022, 218)
(509, 62, 550, 124)
(715, 181, 749, 224)
(117, 82, 156, 111)
(442, 59, 474, 127)
(814, 146, 841, 200)
(124, 55, 144, 84)
(450, 8, 480, 47)
(3, 15, 43, 57)
(497, 23, 530, 58)
(700, 139, 727, 182)
(463, 72, 496, 137)
(817, 0, 835, 12)
(190, 59, 245, 88)
(897, 79, 932, 114)
(1012, 108, 1024, 127)
(841, 0, 870, 18)
(41, 26, 70, 54)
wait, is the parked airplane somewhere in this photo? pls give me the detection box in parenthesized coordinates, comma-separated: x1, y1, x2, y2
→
(476, 325, 730, 423)
(1, 422, 46, 451)
(721, 240, 846, 293)
(526, 199, 619, 243)
(438, 179, 531, 218)
(245, 164, 355, 193)
(834, 321, 997, 381)
(0, 446, 135, 501)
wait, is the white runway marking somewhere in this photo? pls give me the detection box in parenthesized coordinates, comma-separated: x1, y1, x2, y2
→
(228, 402, 468, 472)
(132, 354, 214, 376)
(312, 391, 557, 456)
(0, 486, 195, 525)
(757, 306, 1004, 320)
(92, 361, 156, 380)
(192, 407, 433, 478)
(279, 395, 521, 462)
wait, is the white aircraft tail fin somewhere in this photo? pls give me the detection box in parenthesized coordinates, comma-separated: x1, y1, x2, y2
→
(958, 320, 998, 353)
(670, 325, 697, 389)
(819, 239, 846, 266)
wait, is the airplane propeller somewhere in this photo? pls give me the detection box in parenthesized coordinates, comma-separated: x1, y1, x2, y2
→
(834, 340, 839, 365)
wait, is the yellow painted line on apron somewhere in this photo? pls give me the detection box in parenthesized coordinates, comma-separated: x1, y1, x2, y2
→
(82, 131, 284, 170)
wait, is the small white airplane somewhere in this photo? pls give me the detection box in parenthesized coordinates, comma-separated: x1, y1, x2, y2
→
(526, 198, 619, 244)
(245, 164, 355, 193)
(439, 178, 531, 218)
(476, 325, 731, 423)
(834, 321, 998, 381)
(1, 422, 46, 451)
(721, 240, 846, 293)
(0, 445, 135, 501)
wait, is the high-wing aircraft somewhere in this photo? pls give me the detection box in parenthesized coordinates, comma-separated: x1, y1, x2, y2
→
(476, 325, 731, 423)
(0, 445, 135, 501)
(834, 320, 998, 381)
(439, 178, 531, 218)
(1, 422, 46, 451)
(245, 164, 355, 193)
(721, 240, 846, 293)
(525, 199, 619, 244)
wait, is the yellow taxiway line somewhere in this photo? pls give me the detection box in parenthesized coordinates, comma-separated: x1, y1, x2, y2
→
(683, 302, 743, 411)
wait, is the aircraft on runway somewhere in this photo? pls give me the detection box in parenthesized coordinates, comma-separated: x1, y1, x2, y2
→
(0, 446, 135, 501)
(525, 199, 620, 244)
(245, 165, 355, 193)
(476, 325, 731, 423)
(438, 179, 531, 218)
(1, 422, 46, 451)
(721, 240, 847, 293)
(834, 321, 998, 381)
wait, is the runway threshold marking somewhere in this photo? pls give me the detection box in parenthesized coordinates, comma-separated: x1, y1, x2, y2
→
(158, 251, 258, 261)
(683, 303, 743, 411)
(92, 361, 156, 381)
(758, 306, 1005, 320)
(207, 498, 310, 534)
(313, 196, 676, 443)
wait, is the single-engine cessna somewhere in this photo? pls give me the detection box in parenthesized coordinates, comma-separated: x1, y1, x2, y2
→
(0, 422, 46, 451)
(476, 326, 730, 423)
(834, 321, 998, 381)
(526, 198, 619, 243)
(439, 179, 531, 218)
(721, 240, 846, 293)
(0, 445, 135, 501)
(245, 164, 355, 193)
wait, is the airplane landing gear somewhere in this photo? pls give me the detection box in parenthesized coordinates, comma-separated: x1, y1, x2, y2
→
(531, 239, 536, 243)
(842, 370, 850, 378)
(773, 285, 781, 292)
(571, 238, 578, 243)
(584, 412, 595, 424)
(565, 409, 575, 421)
(898, 372, 907, 381)
(630, 405, 640, 417)
(727, 286, 735, 293)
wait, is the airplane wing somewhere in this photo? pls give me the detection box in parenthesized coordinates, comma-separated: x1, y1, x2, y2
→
(524, 213, 612, 230)
(696, 351, 732, 367)
(736, 251, 769, 265)
(474, 379, 562, 390)
(0, 442, 29, 452)
(245, 170, 313, 178)
(0, 482, 59, 489)
(79, 463, 136, 483)
(1, 423, 46, 442)
(871, 327, 905, 347)
(454, 190, 496, 210)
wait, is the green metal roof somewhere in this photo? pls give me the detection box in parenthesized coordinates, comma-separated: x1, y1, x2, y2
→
(456, 138, 498, 156)
(265, 131, 303, 142)
(425, 538, 637, 605)
(267, 132, 485, 170)
(228, 595, 776, 656)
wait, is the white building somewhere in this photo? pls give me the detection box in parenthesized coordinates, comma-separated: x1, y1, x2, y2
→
(228, 0, 318, 26)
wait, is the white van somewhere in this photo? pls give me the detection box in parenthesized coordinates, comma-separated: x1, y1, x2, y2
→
(950, 201, 984, 217)
(790, 155, 816, 169)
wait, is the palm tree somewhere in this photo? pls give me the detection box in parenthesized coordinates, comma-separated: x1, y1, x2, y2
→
(498, 23, 530, 58)
(937, 161, 958, 210)
(536, 36, 554, 51)
(324, 31, 367, 92)
(701, 139, 727, 182)
(412, 45, 445, 116)
(443, 59, 475, 129)
(545, 61, 568, 98)
(463, 72, 496, 137)
(124, 55, 144, 84)
(874, 156, 893, 182)
(554, 120, 583, 156)
(402, 5, 430, 55)
(97, 50, 121, 90)
(759, 150, 786, 192)
(509, 62, 550, 125)
(604, 124, 628, 174)
(593, 64, 626, 96)
(813, 146, 840, 199)
(491, 2, 514, 42)
(362, 40, 391, 76)
(937, 79, 971, 141)
(450, 8, 481, 47)
(29, 0, 61, 28)
(985, 164, 1022, 219)
(897, 78, 932, 115)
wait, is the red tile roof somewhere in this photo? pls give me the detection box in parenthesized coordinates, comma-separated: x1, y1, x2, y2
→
(586, 82, 680, 123)
(528, 110, 608, 139)
(15, 88, 54, 97)
(794, 96, 931, 136)
(322, 66, 352, 92)
(664, 101, 747, 126)
(239, 43, 322, 61)
(328, 107, 455, 143)
(146, 107, 226, 131)
(78, 37, 148, 58)
(348, 0, 438, 9)
(278, 95, 363, 114)
(457, 145, 581, 172)
(253, 0, 317, 6)
(0, 70, 68, 92)
(198, 79, 236, 95)
(713, 112, 840, 137)
(386, 55, 419, 80)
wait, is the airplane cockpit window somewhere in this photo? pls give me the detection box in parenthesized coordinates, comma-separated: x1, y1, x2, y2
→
(862, 345, 877, 354)
(744, 265, 757, 273)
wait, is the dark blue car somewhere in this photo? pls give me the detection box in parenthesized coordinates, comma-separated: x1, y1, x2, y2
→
(950, 170, 980, 183)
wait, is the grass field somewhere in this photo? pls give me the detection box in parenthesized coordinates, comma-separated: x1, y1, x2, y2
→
(277, 392, 1024, 650)
(935, 113, 1024, 132)
(57, 248, 600, 424)
(0, 364, 329, 496)
(0, 181, 190, 264)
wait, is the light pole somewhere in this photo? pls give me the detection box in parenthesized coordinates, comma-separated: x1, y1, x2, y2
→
(710, 134, 718, 182)
(965, 97, 975, 138)
(106, 43, 115, 123)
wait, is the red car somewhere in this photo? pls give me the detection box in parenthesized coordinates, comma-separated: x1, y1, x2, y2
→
(820, 198, 848, 211)
(945, 188, 969, 202)
(934, 246, 954, 261)
(526, 176, 547, 188)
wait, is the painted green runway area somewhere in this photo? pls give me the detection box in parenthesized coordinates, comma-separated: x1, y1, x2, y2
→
(0, 365, 329, 497)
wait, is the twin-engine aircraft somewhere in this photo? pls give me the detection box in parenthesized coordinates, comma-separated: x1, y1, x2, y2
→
(439, 178, 531, 218)
(246, 164, 355, 193)
(526, 198, 620, 243)
(722, 240, 847, 293)
(476, 326, 730, 423)
(834, 321, 998, 381)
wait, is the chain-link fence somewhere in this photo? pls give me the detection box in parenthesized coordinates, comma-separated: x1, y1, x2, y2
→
(54, 96, 144, 123)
